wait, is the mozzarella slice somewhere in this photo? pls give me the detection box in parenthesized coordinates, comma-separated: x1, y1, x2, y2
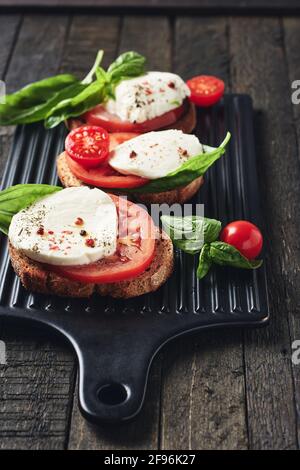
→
(9, 187, 117, 266)
(105, 71, 190, 124)
(108, 130, 203, 179)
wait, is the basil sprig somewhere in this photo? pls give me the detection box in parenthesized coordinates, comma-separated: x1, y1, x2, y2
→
(0, 50, 146, 129)
(161, 215, 263, 279)
(125, 132, 231, 193)
(0, 184, 62, 235)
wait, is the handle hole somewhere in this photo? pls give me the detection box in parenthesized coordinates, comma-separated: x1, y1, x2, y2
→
(97, 383, 129, 406)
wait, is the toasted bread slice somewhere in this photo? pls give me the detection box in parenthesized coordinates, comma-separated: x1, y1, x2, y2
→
(8, 228, 174, 299)
(57, 151, 204, 205)
(66, 101, 196, 134)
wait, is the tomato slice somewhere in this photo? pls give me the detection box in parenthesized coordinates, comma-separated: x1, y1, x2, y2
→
(83, 102, 186, 133)
(66, 132, 149, 189)
(49, 195, 156, 284)
(65, 125, 109, 169)
(187, 75, 225, 107)
(220, 220, 263, 260)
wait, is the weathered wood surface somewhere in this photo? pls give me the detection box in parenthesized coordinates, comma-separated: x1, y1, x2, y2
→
(0, 13, 300, 450)
(0, 14, 76, 451)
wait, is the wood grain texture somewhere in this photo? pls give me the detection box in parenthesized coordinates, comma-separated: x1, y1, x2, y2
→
(0, 14, 77, 450)
(67, 15, 172, 450)
(282, 15, 300, 448)
(0, 14, 21, 183)
(230, 16, 299, 450)
(160, 16, 248, 451)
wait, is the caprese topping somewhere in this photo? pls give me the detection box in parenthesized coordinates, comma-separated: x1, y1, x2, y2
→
(65, 127, 231, 192)
(84, 72, 190, 132)
(7, 186, 156, 284)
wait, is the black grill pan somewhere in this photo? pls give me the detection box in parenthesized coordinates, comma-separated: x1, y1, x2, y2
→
(0, 95, 269, 423)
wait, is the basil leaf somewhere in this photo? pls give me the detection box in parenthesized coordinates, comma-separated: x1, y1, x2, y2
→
(0, 74, 78, 125)
(209, 241, 263, 269)
(131, 132, 231, 193)
(161, 215, 221, 254)
(0, 184, 62, 235)
(197, 244, 212, 279)
(44, 78, 105, 129)
(107, 51, 146, 84)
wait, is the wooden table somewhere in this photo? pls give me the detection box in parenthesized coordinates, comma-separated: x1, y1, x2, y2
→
(0, 9, 300, 450)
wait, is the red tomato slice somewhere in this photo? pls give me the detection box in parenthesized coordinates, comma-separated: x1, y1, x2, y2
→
(66, 132, 149, 189)
(49, 195, 156, 284)
(220, 220, 263, 260)
(187, 75, 225, 107)
(65, 125, 109, 169)
(83, 102, 186, 133)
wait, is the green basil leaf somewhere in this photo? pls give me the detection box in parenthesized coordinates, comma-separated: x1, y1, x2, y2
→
(130, 132, 231, 193)
(197, 244, 212, 279)
(209, 241, 263, 269)
(0, 184, 62, 235)
(44, 78, 105, 128)
(107, 51, 146, 84)
(0, 74, 78, 125)
(161, 215, 221, 254)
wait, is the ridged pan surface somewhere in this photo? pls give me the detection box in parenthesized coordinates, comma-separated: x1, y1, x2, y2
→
(0, 94, 269, 423)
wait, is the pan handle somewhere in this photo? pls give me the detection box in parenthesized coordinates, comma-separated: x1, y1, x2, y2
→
(71, 333, 155, 424)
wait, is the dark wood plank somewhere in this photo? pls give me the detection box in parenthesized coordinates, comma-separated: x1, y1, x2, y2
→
(68, 15, 171, 450)
(1, 0, 300, 11)
(230, 16, 299, 450)
(0, 15, 21, 79)
(0, 14, 22, 183)
(160, 16, 248, 451)
(281, 15, 300, 448)
(0, 14, 76, 450)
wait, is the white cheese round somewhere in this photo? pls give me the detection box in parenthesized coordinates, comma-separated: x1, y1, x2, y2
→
(108, 130, 203, 179)
(9, 187, 117, 266)
(105, 71, 190, 124)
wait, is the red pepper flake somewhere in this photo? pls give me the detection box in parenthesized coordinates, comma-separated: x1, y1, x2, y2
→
(37, 226, 44, 235)
(62, 230, 73, 235)
(85, 238, 95, 248)
(130, 150, 137, 159)
(178, 147, 188, 157)
(48, 230, 54, 235)
(168, 81, 175, 89)
(75, 217, 84, 226)
(145, 88, 152, 95)
(50, 245, 59, 251)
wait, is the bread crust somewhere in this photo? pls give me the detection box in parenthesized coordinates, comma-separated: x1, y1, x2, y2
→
(57, 151, 204, 205)
(66, 101, 196, 134)
(8, 229, 174, 299)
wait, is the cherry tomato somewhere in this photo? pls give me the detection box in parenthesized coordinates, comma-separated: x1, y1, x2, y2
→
(65, 125, 109, 169)
(49, 195, 156, 283)
(66, 132, 149, 189)
(220, 220, 263, 259)
(83, 101, 186, 133)
(187, 75, 225, 107)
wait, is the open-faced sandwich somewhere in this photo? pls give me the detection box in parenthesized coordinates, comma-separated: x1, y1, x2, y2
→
(57, 126, 231, 205)
(0, 50, 196, 134)
(5, 185, 174, 298)
(0, 185, 263, 299)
